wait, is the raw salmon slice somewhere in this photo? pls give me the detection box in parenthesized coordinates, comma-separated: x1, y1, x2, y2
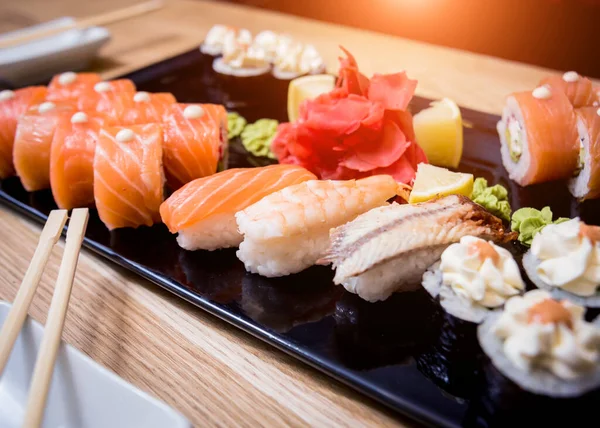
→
(76, 79, 137, 111)
(94, 124, 165, 230)
(162, 103, 228, 190)
(160, 164, 317, 250)
(50, 111, 113, 209)
(540, 73, 597, 108)
(13, 101, 77, 191)
(0, 87, 47, 178)
(47, 72, 102, 102)
(96, 92, 176, 124)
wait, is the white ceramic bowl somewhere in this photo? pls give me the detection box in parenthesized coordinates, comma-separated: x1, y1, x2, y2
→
(0, 301, 190, 428)
(0, 17, 110, 87)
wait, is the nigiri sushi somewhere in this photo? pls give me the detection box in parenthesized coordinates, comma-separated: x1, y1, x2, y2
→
(96, 91, 175, 124)
(13, 101, 76, 191)
(50, 111, 113, 209)
(235, 175, 402, 278)
(76, 79, 136, 111)
(320, 195, 516, 302)
(94, 124, 164, 230)
(46, 72, 102, 102)
(162, 103, 228, 190)
(160, 164, 316, 251)
(497, 85, 579, 186)
(540, 72, 598, 109)
(568, 107, 600, 200)
(0, 87, 47, 178)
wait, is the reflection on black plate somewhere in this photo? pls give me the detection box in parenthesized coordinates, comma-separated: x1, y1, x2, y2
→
(1, 48, 599, 428)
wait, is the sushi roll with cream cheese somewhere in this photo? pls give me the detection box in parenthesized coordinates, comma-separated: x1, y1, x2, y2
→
(568, 107, 600, 200)
(272, 42, 326, 80)
(200, 25, 251, 57)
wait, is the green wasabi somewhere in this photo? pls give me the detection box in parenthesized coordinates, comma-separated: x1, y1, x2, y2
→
(471, 178, 512, 221)
(511, 206, 569, 247)
(241, 119, 278, 159)
(227, 112, 247, 140)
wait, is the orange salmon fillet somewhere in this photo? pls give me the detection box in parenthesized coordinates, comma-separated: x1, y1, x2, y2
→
(47, 72, 102, 102)
(97, 92, 176, 125)
(162, 103, 228, 190)
(94, 124, 165, 230)
(574, 107, 600, 199)
(0, 87, 47, 178)
(50, 111, 113, 209)
(76, 79, 136, 111)
(540, 75, 597, 108)
(160, 164, 317, 233)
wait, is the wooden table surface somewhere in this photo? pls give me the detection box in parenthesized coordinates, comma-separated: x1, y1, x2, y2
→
(0, 1, 578, 426)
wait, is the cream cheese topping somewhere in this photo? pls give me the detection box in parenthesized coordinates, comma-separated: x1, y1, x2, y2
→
(274, 42, 324, 76)
(202, 25, 251, 56)
(531, 218, 600, 296)
(440, 236, 524, 308)
(0, 90, 15, 102)
(221, 38, 269, 70)
(492, 290, 600, 379)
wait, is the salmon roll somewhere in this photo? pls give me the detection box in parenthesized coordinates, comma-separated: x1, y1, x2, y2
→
(94, 124, 165, 230)
(46, 72, 102, 102)
(0, 87, 47, 178)
(76, 79, 136, 111)
(160, 165, 316, 251)
(50, 111, 113, 209)
(97, 91, 176, 124)
(13, 101, 76, 191)
(497, 85, 579, 186)
(568, 107, 600, 200)
(162, 103, 228, 190)
(540, 71, 597, 109)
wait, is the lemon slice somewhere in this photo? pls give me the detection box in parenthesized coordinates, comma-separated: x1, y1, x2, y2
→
(287, 74, 336, 122)
(413, 98, 463, 169)
(409, 164, 473, 204)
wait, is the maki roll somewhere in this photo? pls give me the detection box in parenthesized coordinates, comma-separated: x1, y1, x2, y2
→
(522, 218, 600, 307)
(200, 25, 251, 57)
(497, 85, 579, 186)
(422, 236, 525, 324)
(540, 71, 598, 109)
(568, 107, 600, 200)
(272, 42, 326, 81)
(478, 289, 600, 398)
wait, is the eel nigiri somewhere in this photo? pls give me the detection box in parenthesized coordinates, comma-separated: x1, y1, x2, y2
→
(76, 79, 136, 111)
(50, 111, 113, 209)
(160, 164, 316, 251)
(13, 101, 76, 191)
(0, 87, 47, 178)
(96, 91, 176, 125)
(94, 124, 164, 230)
(568, 107, 600, 200)
(540, 72, 597, 109)
(320, 195, 516, 302)
(497, 85, 579, 186)
(162, 103, 228, 190)
(235, 175, 402, 278)
(46, 72, 102, 102)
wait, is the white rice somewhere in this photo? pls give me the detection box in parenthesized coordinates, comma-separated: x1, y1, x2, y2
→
(212, 58, 270, 77)
(522, 250, 600, 307)
(478, 311, 600, 397)
(568, 116, 592, 199)
(497, 98, 532, 186)
(176, 213, 242, 251)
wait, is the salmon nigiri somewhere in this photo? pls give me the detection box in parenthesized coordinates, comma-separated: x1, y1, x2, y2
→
(160, 164, 317, 251)
(569, 107, 600, 200)
(540, 72, 598, 108)
(94, 124, 165, 230)
(13, 101, 77, 191)
(50, 111, 113, 209)
(76, 79, 136, 111)
(0, 87, 47, 178)
(46, 72, 102, 102)
(235, 175, 403, 277)
(162, 103, 228, 190)
(497, 85, 579, 186)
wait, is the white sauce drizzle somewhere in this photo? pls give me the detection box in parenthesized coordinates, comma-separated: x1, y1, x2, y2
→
(133, 91, 151, 102)
(597, 108, 600, 116)
(94, 82, 112, 93)
(70, 112, 88, 124)
(532, 86, 552, 100)
(0, 90, 15, 102)
(562, 71, 580, 83)
(116, 129, 135, 143)
(183, 105, 204, 119)
(38, 102, 56, 113)
(58, 72, 77, 86)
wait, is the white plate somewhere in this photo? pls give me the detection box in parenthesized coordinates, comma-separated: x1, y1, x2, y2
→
(0, 301, 191, 428)
(0, 17, 110, 87)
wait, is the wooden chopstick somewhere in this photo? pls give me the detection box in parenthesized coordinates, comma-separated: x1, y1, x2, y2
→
(0, 210, 68, 378)
(22, 208, 89, 428)
(0, 0, 164, 49)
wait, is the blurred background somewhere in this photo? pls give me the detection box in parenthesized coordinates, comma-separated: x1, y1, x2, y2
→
(225, 0, 600, 78)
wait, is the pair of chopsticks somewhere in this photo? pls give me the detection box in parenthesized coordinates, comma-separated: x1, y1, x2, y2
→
(0, 209, 89, 428)
(0, 0, 164, 49)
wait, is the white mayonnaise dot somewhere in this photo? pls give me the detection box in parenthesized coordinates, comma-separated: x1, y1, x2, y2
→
(133, 91, 151, 102)
(94, 82, 112, 93)
(116, 128, 135, 143)
(562, 71, 580, 83)
(532, 86, 552, 100)
(0, 90, 15, 102)
(597, 108, 600, 116)
(38, 102, 56, 113)
(183, 105, 204, 119)
(58, 71, 77, 85)
(70, 112, 88, 124)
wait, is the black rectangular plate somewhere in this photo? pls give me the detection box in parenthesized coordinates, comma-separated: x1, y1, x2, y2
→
(1, 49, 599, 427)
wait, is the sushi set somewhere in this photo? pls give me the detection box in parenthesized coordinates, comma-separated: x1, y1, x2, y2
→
(1, 25, 600, 427)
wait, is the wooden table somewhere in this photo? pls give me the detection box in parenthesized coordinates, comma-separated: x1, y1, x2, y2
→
(0, 1, 574, 426)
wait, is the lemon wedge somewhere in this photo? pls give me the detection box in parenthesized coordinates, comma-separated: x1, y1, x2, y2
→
(413, 98, 463, 169)
(409, 164, 473, 204)
(287, 74, 336, 122)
